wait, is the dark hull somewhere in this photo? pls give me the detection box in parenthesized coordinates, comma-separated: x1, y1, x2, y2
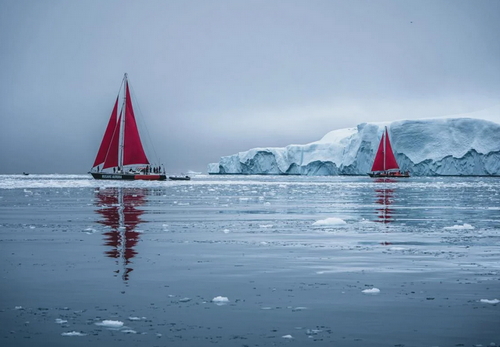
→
(169, 176, 191, 181)
(368, 172, 410, 178)
(91, 173, 167, 181)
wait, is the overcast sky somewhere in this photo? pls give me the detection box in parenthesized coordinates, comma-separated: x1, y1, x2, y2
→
(1, 0, 499, 174)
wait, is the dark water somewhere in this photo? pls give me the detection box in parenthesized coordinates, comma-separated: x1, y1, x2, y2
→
(0, 175, 499, 346)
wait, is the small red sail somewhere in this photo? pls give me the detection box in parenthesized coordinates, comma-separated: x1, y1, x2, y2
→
(93, 97, 118, 167)
(384, 128, 399, 171)
(103, 114, 121, 169)
(123, 82, 149, 166)
(371, 132, 386, 172)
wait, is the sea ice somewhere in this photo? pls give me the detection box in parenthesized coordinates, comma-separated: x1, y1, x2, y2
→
(362, 288, 381, 294)
(61, 331, 86, 336)
(55, 318, 68, 324)
(443, 223, 475, 230)
(282, 335, 293, 339)
(128, 316, 146, 321)
(312, 217, 347, 226)
(212, 296, 229, 304)
(95, 320, 124, 328)
(480, 299, 499, 304)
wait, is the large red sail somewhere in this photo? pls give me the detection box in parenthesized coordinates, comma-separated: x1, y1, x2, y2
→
(371, 132, 385, 172)
(103, 114, 121, 169)
(93, 97, 118, 167)
(123, 82, 149, 166)
(384, 128, 399, 170)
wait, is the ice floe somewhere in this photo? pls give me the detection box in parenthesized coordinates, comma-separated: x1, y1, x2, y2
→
(480, 299, 499, 304)
(362, 288, 381, 294)
(312, 217, 347, 226)
(95, 320, 124, 328)
(282, 334, 293, 339)
(443, 223, 475, 230)
(55, 318, 68, 324)
(128, 316, 146, 321)
(61, 331, 86, 336)
(212, 296, 229, 305)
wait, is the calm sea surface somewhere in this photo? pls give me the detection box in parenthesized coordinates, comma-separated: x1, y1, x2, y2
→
(0, 175, 499, 346)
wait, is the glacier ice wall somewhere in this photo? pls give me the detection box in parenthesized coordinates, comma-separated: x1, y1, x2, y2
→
(208, 118, 500, 176)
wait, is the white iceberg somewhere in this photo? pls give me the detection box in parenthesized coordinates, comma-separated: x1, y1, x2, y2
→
(362, 288, 381, 294)
(208, 118, 500, 176)
(212, 296, 229, 304)
(480, 299, 499, 304)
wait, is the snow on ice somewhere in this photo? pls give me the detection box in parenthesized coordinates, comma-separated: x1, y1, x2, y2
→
(208, 118, 500, 176)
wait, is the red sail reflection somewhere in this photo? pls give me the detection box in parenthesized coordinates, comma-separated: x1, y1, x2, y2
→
(374, 179, 396, 224)
(95, 188, 147, 282)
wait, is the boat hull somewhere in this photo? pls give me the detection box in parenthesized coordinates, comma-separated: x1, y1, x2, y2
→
(368, 172, 410, 178)
(91, 173, 167, 181)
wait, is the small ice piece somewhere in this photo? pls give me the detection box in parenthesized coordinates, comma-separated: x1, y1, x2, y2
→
(292, 307, 307, 311)
(239, 197, 249, 201)
(61, 331, 86, 336)
(261, 307, 272, 310)
(212, 296, 229, 305)
(362, 288, 380, 294)
(121, 329, 137, 334)
(95, 320, 124, 328)
(15, 306, 23, 310)
(443, 223, 475, 230)
(312, 217, 347, 226)
(29, 225, 36, 229)
(55, 318, 68, 324)
(259, 224, 273, 228)
(282, 335, 293, 339)
(389, 247, 406, 251)
(263, 201, 271, 205)
(223, 229, 230, 233)
(128, 316, 145, 321)
(480, 299, 499, 304)
(179, 297, 191, 303)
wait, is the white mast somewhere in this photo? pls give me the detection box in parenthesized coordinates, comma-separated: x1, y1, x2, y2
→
(118, 73, 127, 171)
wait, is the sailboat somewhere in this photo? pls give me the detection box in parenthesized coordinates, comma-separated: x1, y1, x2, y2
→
(91, 74, 166, 181)
(368, 127, 409, 178)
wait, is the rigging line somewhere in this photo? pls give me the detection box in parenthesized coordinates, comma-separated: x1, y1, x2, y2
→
(128, 79, 161, 165)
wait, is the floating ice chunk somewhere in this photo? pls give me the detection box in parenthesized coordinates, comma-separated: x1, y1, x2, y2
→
(443, 223, 475, 230)
(122, 329, 137, 334)
(261, 307, 273, 310)
(223, 229, 230, 233)
(389, 247, 406, 251)
(312, 217, 347, 226)
(29, 225, 36, 229)
(239, 197, 250, 201)
(55, 318, 68, 324)
(263, 202, 271, 205)
(480, 299, 499, 304)
(362, 288, 380, 294)
(61, 331, 86, 336)
(259, 224, 273, 228)
(15, 306, 23, 310)
(128, 316, 146, 321)
(95, 320, 124, 328)
(179, 297, 191, 303)
(212, 296, 229, 304)
(292, 306, 307, 311)
(282, 335, 293, 339)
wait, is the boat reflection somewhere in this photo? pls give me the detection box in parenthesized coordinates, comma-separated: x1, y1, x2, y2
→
(94, 188, 147, 282)
(374, 179, 396, 224)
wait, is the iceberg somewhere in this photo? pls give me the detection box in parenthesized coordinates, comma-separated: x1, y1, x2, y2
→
(208, 118, 500, 176)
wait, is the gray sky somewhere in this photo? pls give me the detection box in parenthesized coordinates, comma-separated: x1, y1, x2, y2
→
(1, 0, 499, 174)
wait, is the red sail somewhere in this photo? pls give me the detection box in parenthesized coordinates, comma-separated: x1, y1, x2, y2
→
(123, 82, 149, 166)
(384, 128, 399, 170)
(371, 132, 385, 172)
(93, 97, 118, 167)
(103, 114, 121, 169)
